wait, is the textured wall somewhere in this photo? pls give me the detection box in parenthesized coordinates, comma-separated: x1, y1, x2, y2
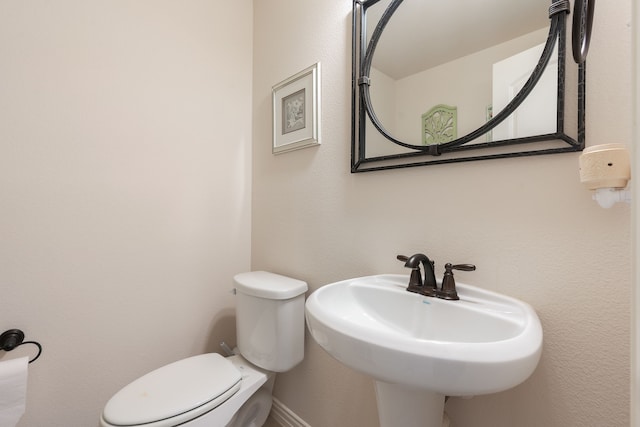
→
(635, 3, 640, 426)
(252, 1, 632, 426)
(0, 1, 252, 425)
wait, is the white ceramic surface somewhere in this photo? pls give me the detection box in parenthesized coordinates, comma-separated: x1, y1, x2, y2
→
(305, 274, 543, 396)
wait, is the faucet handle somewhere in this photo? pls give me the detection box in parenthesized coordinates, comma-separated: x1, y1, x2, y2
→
(438, 263, 476, 300)
(449, 264, 476, 272)
(396, 255, 409, 263)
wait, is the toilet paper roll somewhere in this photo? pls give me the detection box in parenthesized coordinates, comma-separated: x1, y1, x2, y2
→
(0, 357, 28, 427)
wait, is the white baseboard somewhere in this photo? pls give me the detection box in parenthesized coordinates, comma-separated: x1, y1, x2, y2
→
(268, 397, 312, 427)
(268, 398, 448, 426)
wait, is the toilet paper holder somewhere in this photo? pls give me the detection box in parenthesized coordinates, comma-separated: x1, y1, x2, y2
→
(578, 143, 632, 208)
(0, 329, 42, 364)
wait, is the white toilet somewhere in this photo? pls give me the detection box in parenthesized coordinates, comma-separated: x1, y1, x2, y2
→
(100, 271, 308, 427)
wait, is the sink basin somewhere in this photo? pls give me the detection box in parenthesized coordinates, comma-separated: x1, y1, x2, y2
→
(305, 274, 543, 397)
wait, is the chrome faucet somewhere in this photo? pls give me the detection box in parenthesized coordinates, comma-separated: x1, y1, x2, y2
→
(397, 254, 437, 297)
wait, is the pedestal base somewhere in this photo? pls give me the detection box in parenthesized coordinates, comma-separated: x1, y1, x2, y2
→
(374, 381, 445, 427)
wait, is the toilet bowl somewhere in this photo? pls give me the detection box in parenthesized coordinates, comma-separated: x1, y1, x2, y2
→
(100, 271, 307, 427)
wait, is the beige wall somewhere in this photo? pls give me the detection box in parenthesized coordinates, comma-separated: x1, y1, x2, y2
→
(253, 2, 632, 427)
(633, 2, 640, 424)
(0, 1, 252, 426)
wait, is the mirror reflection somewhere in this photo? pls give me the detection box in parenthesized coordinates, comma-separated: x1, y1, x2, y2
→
(352, 0, 585, 172)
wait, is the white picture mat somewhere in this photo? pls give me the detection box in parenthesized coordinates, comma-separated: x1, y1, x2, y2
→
(272, 63, 320, 154)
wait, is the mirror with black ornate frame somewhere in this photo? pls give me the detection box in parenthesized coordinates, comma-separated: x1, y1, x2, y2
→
(351, 0, 586, 172)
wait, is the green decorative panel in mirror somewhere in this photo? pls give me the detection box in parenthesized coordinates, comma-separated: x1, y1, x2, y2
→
(422, 105, 457, 146)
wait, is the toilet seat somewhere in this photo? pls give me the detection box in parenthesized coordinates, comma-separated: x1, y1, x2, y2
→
(100, 353, 242, 427)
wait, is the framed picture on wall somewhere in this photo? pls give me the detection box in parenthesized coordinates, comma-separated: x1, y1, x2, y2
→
(272, 62, 321, 154)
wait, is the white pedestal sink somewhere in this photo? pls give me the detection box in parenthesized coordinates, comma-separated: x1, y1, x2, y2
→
(305, 274, 543, 427)
(375, 382, 445, 427)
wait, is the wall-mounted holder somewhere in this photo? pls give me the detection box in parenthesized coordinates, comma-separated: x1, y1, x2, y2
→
(579, 143, 632, 208)
(0, 329, 42, 364)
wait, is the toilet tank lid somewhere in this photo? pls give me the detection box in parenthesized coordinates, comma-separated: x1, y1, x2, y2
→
(234, 271, 308, 299)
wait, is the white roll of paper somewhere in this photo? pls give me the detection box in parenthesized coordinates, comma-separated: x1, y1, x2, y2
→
(0, 357, 28, 427)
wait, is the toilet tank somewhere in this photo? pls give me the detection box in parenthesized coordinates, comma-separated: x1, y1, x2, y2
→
(233, 271, 308, 372)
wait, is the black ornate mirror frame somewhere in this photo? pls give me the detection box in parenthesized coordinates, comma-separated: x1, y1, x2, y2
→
(351, 0, 586, 172)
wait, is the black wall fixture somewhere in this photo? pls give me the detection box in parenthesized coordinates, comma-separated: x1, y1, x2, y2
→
(0, 329, 42, 363)
(572, 0, 595, 64)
